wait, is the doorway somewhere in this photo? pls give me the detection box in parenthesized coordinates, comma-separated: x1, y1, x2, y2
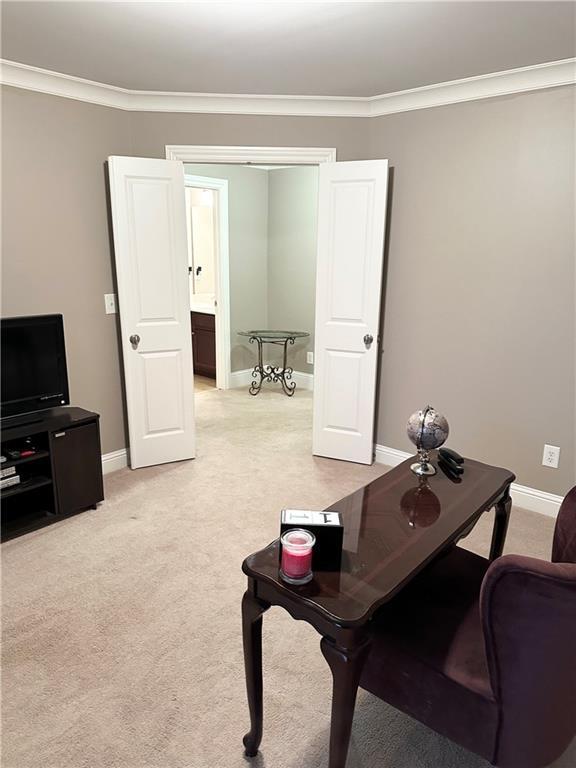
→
(184, 174, 230, 392)
(108, 148, 388, 469)
(185, 163, 318, 400)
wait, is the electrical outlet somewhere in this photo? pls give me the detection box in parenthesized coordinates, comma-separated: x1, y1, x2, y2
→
(104, 294, 117, 314)
(307, 351, 314, 365)
(542, 444, 560, 469)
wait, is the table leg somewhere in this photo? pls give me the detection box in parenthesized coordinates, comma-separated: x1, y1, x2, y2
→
(249, 337, 264, 396)
(278, 337, 296, 397)
(242, 590, 270, 757)
(490, 485, 512, 561)
(320, 635, 372, 768)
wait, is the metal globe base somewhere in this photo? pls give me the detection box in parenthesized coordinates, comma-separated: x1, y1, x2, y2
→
(410, 459, 437, 476)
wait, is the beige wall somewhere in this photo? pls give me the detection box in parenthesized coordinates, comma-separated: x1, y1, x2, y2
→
(129, 111, 371, 162)
(267, 166, 318, 372)
(185, 163, 269, 371)
(370, 87, 575, 495)
(1, 86, 132, 455)
(2, 84, 574, 496)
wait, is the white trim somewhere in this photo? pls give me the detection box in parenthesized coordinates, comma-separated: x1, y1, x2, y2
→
(367, 58, 576, 117)
(2, 58, 574, 118)
(230, 369, 314, 391)
(185, 174, 231, 390)
(374, 444, 563, 519)
(229, 369, 253, 388)
(102, 448, 128, 475)
(168, 145, 336, 165)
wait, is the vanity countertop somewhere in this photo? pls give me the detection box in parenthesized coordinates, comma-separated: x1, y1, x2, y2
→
(191, 303, 215, 316)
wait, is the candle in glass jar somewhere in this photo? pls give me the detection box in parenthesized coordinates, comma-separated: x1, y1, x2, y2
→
(280, 529, 316, 585)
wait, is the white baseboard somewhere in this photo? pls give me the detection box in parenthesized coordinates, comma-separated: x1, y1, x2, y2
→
(229, 369, 314, 391)
(102, 448, 128, 475)
(374, 444, 563, 518)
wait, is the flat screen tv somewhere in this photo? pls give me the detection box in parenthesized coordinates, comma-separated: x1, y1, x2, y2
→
(1, 315, 70, 419)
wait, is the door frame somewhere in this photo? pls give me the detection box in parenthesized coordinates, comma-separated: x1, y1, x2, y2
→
(167, 144, 337, 394)
(167, 145, 337, 420)
(184, 174, 230, 390)
(166, 146, 336, 165)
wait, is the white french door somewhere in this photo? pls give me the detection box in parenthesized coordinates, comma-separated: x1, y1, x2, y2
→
(108, 156, 195, 469)
(313, 159, 389, 465)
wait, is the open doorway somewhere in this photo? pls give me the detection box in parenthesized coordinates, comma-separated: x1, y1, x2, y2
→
(184, 174, 230, 394)
(109, 149, 388, 468)
(185, 163, 319, 403)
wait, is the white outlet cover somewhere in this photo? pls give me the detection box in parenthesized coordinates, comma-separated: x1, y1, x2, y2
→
(542, 444, 560, 469)
(104, 293, 117, 314)
(307, 351, 314, 365)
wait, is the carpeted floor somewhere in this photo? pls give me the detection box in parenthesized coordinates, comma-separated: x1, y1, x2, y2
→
(2, 388, 574, 768)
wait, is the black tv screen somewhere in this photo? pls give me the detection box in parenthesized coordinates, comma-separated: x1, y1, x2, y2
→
(1, 315, 70, 418)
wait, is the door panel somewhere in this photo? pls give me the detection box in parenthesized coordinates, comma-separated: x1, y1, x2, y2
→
(313, 160, 389, 465)
(108, 156, 195, 469)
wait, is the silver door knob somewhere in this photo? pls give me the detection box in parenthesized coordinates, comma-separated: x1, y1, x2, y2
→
(363, 334, 374, 348)
(129, 334, 141, 347)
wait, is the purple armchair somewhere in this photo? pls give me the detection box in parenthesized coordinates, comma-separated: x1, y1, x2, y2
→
(360, 486, 576, 768)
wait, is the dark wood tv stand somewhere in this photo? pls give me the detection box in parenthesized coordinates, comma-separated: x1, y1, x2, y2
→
(1, 407, 104, 539)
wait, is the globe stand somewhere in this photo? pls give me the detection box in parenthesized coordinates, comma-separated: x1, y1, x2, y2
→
(410, 449, 437, 476)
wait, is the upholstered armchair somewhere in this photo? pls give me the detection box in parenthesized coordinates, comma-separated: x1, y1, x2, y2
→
(360, 486, 576, 768)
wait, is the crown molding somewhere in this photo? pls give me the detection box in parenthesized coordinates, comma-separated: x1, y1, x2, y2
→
(1, 58, 575, 118)
(367, 57, 576, 116)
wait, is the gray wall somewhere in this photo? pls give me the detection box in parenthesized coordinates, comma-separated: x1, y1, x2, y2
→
(2, 84, 574, 496)
(370, 87, 575, 495)
(267, 166, 318, 372)
(185, 163, 269, 371)
(1, 86, 133, 456)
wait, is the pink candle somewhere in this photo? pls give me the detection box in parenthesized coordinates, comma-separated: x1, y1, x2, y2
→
(280, 529, 316, 585)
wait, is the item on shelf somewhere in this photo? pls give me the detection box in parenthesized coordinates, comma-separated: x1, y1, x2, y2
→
(439, 447, 464, 465)
(1, 474, 21, 490)
(407, 405, 449, 477)
(440, 454, 464, 475)
(280, 508, 344, 571)
(279, 528, 316, 585)
(438, 459, 463, 483)
(0, 455, 6, 463)
(1, 466, 17, 478)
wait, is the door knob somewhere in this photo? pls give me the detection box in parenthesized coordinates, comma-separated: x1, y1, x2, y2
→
(363, 334, 374, 348)
(129, 334, 141, 347)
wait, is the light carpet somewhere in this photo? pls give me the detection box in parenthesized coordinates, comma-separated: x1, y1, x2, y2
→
(2, 388, 574, 768)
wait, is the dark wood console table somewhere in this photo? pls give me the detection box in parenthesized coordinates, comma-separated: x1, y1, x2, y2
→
(241, 454, 515, 768)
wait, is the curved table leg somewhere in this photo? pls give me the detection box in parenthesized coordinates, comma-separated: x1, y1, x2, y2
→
(279, 337, 296, 396)
(249, 337, 264, 396)
(320, 635, 372, 768)
(242, 590, 270, 756)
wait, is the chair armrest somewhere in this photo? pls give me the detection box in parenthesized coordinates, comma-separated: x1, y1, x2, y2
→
(480, 555, 576, 768)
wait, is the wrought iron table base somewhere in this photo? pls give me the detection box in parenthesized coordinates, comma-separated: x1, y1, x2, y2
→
(249, 336, 296, 397)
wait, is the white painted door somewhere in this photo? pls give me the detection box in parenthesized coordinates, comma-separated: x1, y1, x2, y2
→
(108, 156, 195, 469)
(312, 159, 389, 464)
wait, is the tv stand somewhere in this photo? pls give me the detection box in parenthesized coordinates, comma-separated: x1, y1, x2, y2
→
(1, 407, 104, 539)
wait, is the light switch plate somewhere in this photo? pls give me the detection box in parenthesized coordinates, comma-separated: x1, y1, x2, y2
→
(307, 351, 314, 365)
(104, 293, 117, 314)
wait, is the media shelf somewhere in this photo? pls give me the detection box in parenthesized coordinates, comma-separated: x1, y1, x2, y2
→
(1, 407, 104, 540)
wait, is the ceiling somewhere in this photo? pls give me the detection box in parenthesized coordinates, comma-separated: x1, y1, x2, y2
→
(2, 2, 574, 97)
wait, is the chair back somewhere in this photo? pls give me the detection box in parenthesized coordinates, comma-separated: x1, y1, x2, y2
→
(552, 485, 576, 563)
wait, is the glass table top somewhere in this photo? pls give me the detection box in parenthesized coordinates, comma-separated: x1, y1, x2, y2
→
(238, 330, 310, 340)
(243, 454, 515, 627)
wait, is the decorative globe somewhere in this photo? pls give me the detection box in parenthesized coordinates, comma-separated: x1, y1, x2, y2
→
(406, 406, 449, 476)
